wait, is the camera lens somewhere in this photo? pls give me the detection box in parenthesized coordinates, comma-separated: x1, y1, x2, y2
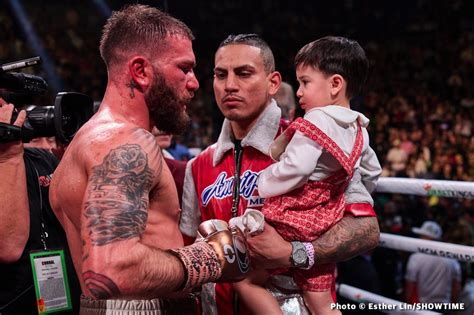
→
(54, 92, 93, 143)
(61, 105, 79, 140)
(24, 105, 55, 137)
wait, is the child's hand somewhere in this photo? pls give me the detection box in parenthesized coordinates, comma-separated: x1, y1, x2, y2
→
(229, 209, 265, 236)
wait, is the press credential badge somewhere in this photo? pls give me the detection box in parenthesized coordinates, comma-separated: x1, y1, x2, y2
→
(30, 250, 72, 314)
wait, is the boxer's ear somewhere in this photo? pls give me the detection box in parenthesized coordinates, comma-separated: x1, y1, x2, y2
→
(128, 56, 152, 93)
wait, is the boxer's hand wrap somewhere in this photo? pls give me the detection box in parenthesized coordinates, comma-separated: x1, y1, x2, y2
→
(170, 241, 222, 290)
(170, 219, 250, 291)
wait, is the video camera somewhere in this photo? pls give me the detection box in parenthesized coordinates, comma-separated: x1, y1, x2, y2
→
(0, 57, 94, 144)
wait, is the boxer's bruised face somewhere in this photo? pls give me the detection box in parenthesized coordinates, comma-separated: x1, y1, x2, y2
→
(145, 36, 199, 134)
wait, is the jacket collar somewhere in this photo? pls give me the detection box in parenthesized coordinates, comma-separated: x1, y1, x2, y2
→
(306, 105, 370, 127)
(213, 99, 281, 166)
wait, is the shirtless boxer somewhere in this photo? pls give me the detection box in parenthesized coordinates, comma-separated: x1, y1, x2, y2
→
(49, 5, 248, 314)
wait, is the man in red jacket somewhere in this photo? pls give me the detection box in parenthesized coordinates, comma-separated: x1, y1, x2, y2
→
(180, 34, 381, 314)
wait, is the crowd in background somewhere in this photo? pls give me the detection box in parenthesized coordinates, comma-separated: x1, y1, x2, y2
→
(1, 0, 473, 306)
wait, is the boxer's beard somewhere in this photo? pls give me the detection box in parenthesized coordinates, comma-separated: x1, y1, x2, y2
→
(145, 71, 190, 135)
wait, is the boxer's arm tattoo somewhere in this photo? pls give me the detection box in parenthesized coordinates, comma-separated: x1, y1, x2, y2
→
(83, 270, 120, 299)
(84, 143, 159, 246)
(313, 216, 380, 264)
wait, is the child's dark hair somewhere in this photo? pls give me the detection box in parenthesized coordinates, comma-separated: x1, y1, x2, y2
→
(295, 36, 369, 98)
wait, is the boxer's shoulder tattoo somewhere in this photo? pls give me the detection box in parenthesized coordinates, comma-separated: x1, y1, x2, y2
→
(83, 270, 120, 299)
(131, 128, 164, 178)
(313, 216, 379, 264)
(84, 142, 156, 246)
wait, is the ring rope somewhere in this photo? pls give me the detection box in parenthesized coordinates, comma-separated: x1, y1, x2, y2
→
(380, 233, 474, 262)
(375, 177, 474, 199)
(335, 177, 471, 312)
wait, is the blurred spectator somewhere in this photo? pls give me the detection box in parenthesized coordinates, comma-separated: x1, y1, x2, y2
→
(151, 127, 175, 160)
(380, 200, 403, 234)
(386, 139, 408, 176)
(441, 199, 474, 247)
(404, 221, 461, 303)
(167, 137, 192, 161)
(274, 81, 296, 120)
(150, 127, 186, 207)
(446, 201, 474, 289)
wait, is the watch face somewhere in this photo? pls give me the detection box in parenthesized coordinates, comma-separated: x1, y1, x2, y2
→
(291, 242, 308, 267)
(293, 248, 307, 265)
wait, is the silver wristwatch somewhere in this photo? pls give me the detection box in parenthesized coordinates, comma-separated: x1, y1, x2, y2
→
(290, 241, 309, 269)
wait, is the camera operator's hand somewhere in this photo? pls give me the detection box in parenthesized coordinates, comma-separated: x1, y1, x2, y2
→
(0, 98, 26, 161)
(0, 97, 29, 263)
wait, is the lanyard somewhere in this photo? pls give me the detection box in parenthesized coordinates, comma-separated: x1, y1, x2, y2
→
(231, 141, 243, 314)
(231, 140, 243, 218)
(34, 166, 48, 250)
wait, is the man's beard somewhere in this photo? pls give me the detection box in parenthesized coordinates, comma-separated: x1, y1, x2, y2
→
(145, 72, 190, 135)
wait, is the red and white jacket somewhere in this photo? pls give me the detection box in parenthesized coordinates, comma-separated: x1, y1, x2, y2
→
(180, 100, 377, 315)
